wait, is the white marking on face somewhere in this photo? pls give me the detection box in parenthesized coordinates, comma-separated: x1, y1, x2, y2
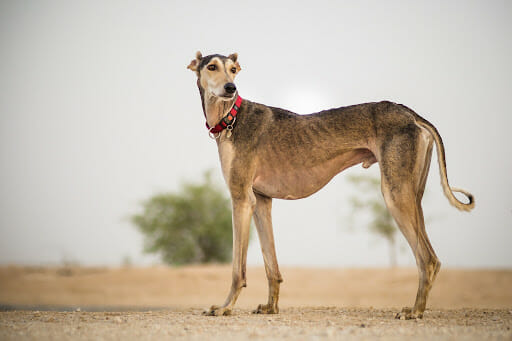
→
(200, 57, 239, 100)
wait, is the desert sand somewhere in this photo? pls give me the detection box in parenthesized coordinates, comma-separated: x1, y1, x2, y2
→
(0, 265, 511, 340)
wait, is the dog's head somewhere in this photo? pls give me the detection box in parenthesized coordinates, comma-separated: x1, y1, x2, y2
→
(187, 51, 241, 100)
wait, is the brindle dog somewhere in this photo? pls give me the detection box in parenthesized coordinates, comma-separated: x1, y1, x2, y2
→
(187, 51, 474, 319)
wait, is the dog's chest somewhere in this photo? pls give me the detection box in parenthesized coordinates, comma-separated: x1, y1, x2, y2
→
(217, 139, 235, 184)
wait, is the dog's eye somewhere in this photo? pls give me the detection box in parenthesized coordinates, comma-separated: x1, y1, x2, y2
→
(207, 64, 217, 71)
(230, 67, 237, 73)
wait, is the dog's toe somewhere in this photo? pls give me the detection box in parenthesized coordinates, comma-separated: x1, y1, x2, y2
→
(252, 304, 263, 314)
(252, 304, 278, 314)
(395, 307, 423, 320)
(203, 305, 232, 316)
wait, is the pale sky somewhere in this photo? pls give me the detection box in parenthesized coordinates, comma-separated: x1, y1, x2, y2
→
(1, 0, 511, 268)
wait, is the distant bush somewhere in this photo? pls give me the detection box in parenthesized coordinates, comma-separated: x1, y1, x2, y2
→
(347, 174, 398, 267)
(131, 172, 232, 265)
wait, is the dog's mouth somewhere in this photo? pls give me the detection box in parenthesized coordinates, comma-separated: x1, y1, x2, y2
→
(219, 93, 236, 100)
(209, 86, 237, 100)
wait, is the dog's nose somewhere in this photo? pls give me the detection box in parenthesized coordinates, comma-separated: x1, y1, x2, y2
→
(224, 83, 236, 94)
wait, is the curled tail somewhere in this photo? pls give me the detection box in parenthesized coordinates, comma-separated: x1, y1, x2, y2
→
(415, 118, 475, 212)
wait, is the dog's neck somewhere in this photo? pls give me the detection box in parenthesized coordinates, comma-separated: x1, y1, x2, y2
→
(197, 80, 237, 128)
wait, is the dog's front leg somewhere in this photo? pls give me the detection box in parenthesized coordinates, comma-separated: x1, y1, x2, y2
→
(204, 193, 255, 316)
(252, 193, 283, 314)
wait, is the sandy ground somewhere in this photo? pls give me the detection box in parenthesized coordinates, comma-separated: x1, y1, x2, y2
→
(0, 265, 511, 340)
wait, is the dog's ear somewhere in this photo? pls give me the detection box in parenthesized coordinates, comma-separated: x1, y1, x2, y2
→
(228, 53, 238, 62)
(187, 51, 203, 73)
(228, 53, 242, 72)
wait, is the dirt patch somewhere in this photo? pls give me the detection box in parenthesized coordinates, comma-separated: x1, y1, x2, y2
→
(0, 266, 511, 339)
(1, 308, 511, 340)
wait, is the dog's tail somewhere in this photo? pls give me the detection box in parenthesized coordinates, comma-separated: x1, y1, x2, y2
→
(414, 117, 475, 212)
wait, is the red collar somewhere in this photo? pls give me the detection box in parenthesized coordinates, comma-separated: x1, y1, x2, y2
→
(206, 95, 243, 138)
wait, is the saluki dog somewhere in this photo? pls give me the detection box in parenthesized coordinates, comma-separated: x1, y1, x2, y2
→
(187, 51, 474, 319)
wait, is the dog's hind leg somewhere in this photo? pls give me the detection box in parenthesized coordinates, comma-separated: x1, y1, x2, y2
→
(414, 134, 442, 287)
(204, 191, 255, 316)
(379, 131, 440, 320)
(252, 193, 283, 314)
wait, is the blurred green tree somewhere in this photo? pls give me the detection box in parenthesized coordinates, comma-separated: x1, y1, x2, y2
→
(131, 172, 232, 265)
(347, 174, 398, 267)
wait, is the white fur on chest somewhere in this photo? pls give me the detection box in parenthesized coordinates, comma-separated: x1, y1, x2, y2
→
(217, 139, 235, 185)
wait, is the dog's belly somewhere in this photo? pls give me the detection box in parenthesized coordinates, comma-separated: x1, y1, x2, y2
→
(252, 149, 375, 199)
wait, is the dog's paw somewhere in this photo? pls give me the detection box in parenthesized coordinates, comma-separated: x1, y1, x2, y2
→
(252, 304, 279, 314)
(202, 305, 232, 316)
(395, 307, 423, 320)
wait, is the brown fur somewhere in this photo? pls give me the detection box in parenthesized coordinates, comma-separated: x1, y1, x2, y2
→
(187, 52, 474, 319)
